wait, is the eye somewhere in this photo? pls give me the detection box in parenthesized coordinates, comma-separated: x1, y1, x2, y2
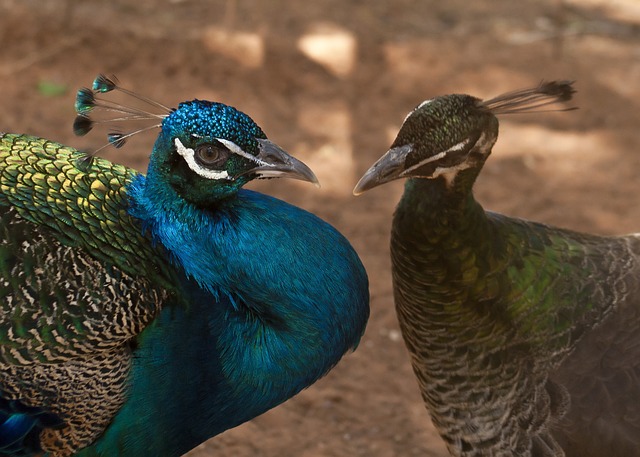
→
(194, 142, 230, 168)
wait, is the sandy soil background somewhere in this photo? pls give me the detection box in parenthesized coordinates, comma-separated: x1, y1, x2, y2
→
(1, 0, 640, 455)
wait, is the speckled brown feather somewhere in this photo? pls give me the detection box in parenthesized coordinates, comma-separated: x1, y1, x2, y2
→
(392, 190, 640, 456)
(357, 82, 640, 457)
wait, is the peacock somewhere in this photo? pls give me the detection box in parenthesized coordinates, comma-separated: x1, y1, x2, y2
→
(0, 75, 369, 457)
(354, 81, 640, 457)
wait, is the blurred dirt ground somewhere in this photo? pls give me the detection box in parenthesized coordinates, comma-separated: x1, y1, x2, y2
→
(1, 0, 640, 455)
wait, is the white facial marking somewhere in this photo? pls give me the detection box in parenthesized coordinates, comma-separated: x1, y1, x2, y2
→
(446, 137, 471, 153)
(400, 137, 471, 177)
(402, 99, 433, 125)
(215, 138, 273, 168)
(174, 138, 230, 180)
(400, 151, 447, 176)
(416, 99, 434, 110)
(432, 162, 472, 186)
(475, 131, 491, 154)
(432, 133, 489, 187)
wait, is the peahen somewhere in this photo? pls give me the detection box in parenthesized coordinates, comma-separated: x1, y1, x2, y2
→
(354, 81, 640, 457)
(0, 75, 369, 457)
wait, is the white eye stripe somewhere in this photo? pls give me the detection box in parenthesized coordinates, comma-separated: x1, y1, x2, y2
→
(174, 138, 230, 180)
(214, 138, 248, 158)
(400, 138, 471, 176)
(446, 138, 471, 152)
(215, 138, 272, 168)
(174, 136, 274, 181)
(400, 151, 447, 176)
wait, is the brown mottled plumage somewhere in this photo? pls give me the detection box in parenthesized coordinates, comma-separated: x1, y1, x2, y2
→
(355, 82, 640, 456)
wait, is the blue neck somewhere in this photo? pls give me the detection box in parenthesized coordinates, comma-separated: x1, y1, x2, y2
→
(80, 173, 369, 456)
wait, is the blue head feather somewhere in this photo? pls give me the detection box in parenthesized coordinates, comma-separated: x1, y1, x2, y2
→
(144, 100, 274, 204)
(161, 100, 266, 153)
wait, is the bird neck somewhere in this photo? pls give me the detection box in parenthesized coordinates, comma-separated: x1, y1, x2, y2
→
(127, 171, 367, 375)
(107, 173, 368, 456)
(392, 173, 615, 352)
(396, 170, 486, 238)
(391, 173, 496, 327)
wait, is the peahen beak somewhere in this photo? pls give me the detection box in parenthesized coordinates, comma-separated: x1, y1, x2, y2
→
(249, 138, 320, 185)
(353, 144, 412, 195)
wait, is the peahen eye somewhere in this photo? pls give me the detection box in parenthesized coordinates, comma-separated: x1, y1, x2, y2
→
(194, 143, 229, 168)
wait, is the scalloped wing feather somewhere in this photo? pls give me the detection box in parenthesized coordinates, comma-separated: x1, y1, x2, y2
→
(0, 133, 177, 455)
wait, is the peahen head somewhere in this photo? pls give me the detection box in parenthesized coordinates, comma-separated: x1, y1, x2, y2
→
(74, 75, 317, 204)
(354, 80, 575, 195)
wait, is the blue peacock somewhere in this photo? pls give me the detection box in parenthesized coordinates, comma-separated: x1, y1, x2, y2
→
(0, 75, 369, 457)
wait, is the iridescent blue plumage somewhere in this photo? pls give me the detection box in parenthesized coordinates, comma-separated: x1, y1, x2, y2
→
(74, 88, 95, 114)
(106, 133, 126, 148)
(91, 75, 116, 93)
(163, 99, 265, 154)
(0, 399, 62, 456)
(76, 192, 369, 456)
(0, 77, 369, 456)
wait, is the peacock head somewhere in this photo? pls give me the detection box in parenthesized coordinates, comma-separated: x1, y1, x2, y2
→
(353, 81, 575, 195)
(152, 99, 317, 203)
(74, 75, 318, 204)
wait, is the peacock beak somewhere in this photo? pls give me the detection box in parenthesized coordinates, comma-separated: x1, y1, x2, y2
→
(353, 144, 413, 195)
(250, 138, 320, 185)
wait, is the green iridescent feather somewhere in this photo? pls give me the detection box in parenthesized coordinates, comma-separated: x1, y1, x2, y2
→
(0, 133, 178, 453)
(0, 133, 176, 289)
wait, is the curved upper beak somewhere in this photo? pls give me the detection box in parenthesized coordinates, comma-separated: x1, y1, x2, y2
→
(353, 144, 412, 195)
(249, 138, 319, 186)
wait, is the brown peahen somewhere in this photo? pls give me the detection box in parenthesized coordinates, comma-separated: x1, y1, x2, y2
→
(354, 81, 640, 457)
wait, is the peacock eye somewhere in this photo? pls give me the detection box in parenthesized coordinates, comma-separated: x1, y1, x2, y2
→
(194, 142, 229, 168)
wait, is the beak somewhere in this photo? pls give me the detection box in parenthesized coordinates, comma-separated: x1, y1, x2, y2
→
(248, 138, 319, 186)
(353, 144, 412, 195)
